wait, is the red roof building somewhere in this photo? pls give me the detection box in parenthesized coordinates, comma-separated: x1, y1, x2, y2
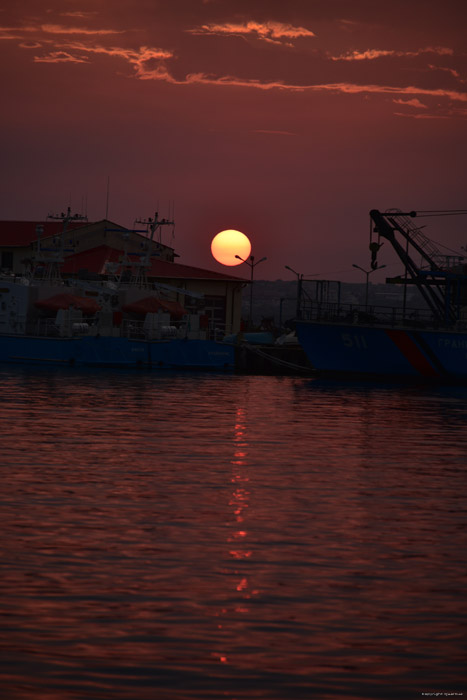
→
(0, 217, 176, 273)
(0, 220, 88, 247)
(0, 217, 246, 335)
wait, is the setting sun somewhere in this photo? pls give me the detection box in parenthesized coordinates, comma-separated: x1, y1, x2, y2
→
(211, 229, 252, 266)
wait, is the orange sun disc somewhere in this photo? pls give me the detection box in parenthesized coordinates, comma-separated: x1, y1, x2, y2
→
(211, 229, 252, 266)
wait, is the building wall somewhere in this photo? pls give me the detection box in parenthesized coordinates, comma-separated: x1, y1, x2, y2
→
(147, 278, 243, 335)
(121, 277, 243, 335)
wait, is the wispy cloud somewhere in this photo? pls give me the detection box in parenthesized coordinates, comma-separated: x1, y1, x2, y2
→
(334, 49, 393, 61)
(393, 98, 428, 108)
(34, 50, 89, 64)
(338, 19, 361, 29)
(428, 63, 461, 79)
(318, 82, 467, 103)
(0, 23, 122, 39)
(60, 12, 98, 19)
(394, 112, 451, 119)
(331, 46, 453, 61)
(0, 29, 24, 41)
(144, 71, 467, 106)
(19, 41, 42, 49)
(37, 42, 173, 74)
(189, 20, 315, 46)
(40, 24, 123, 36)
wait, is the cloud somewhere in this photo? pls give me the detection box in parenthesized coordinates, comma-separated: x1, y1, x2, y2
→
(394, 112, 451, 119)
(141, 71, 467, 106)
(319, 82, 467, 103)
(40, 24, 123, 36)
(428, 64, 461, 79)
(0, 26, 35, 41)
(334, 49, 393, 61)
(393, 98, 428, 108)
(0, 23, 122, 39)
(20, 41, 45, 49)
(189, 20, 315, 45)
(44, 42, 173, 75)
(331, 46, 453, 61)
(0, 30, 24, 41)
(60, 12, 98, 19)
(34, 50, 89, 64)
(135, 67, 467, 118)
(338, 19, 361, 29)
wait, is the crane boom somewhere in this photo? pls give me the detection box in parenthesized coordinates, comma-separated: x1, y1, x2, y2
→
(369, 209, 466, 324)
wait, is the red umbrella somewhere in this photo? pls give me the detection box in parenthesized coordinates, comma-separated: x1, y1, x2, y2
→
(35, 293, 100, 314)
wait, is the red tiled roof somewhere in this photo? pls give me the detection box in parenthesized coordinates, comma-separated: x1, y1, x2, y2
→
(147, 256, 246, 281)
(61, 245, 118, 275)
(0, 220, 92, 247)
(35, 293, 100, 313)
(61, 245, 246, 281)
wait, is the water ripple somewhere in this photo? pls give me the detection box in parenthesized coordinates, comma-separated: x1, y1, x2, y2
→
(0, 368, 466, 698)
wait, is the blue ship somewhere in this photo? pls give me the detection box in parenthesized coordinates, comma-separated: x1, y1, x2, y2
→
(0, 210, 235, 371)
(0, 332, 234, 370)
(0, 278, 235, 370)
(296, 209, 467, 380)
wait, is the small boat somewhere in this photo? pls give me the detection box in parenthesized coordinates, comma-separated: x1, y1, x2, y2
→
(295, 208, 467, 380)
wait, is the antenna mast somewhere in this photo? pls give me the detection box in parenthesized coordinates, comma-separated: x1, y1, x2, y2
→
(130, 211, 175, 286)
(32, 207, 87, 282)
(105, 176, 110, 219)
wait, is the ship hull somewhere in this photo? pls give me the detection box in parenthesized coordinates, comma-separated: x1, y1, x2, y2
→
(0, 334, 235, 371)
(295, 321, 467, 379)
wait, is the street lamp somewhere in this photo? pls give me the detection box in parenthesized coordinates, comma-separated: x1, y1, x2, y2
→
(352, 264, 386, 308)
(235, 254, 267, 329)
(284, 265, 304, 318)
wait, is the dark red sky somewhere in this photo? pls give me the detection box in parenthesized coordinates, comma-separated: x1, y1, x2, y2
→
(1, 0, 466, 280)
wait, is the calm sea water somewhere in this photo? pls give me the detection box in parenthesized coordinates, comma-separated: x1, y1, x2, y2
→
(0, 367, 466, 700)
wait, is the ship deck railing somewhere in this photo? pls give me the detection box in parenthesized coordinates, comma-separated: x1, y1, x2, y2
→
(299, 301, 467, 331)
(25, 318, 94, 338)
(16, 317, 230, 342)
(120, 319, 227, 342)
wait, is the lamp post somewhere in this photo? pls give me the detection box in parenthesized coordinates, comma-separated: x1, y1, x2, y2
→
(352, 264, 386, 308)
(284, 265, 304, 319)
(235, 254, 267, 329)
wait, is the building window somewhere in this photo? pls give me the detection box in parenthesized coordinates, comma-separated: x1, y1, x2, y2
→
(1, 251, 13, 270)
(184, 294, 226, 328)
(203, 295, 226, 328)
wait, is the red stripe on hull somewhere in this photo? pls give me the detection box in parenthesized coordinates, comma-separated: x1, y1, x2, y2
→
(385, 329, 439, 377)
